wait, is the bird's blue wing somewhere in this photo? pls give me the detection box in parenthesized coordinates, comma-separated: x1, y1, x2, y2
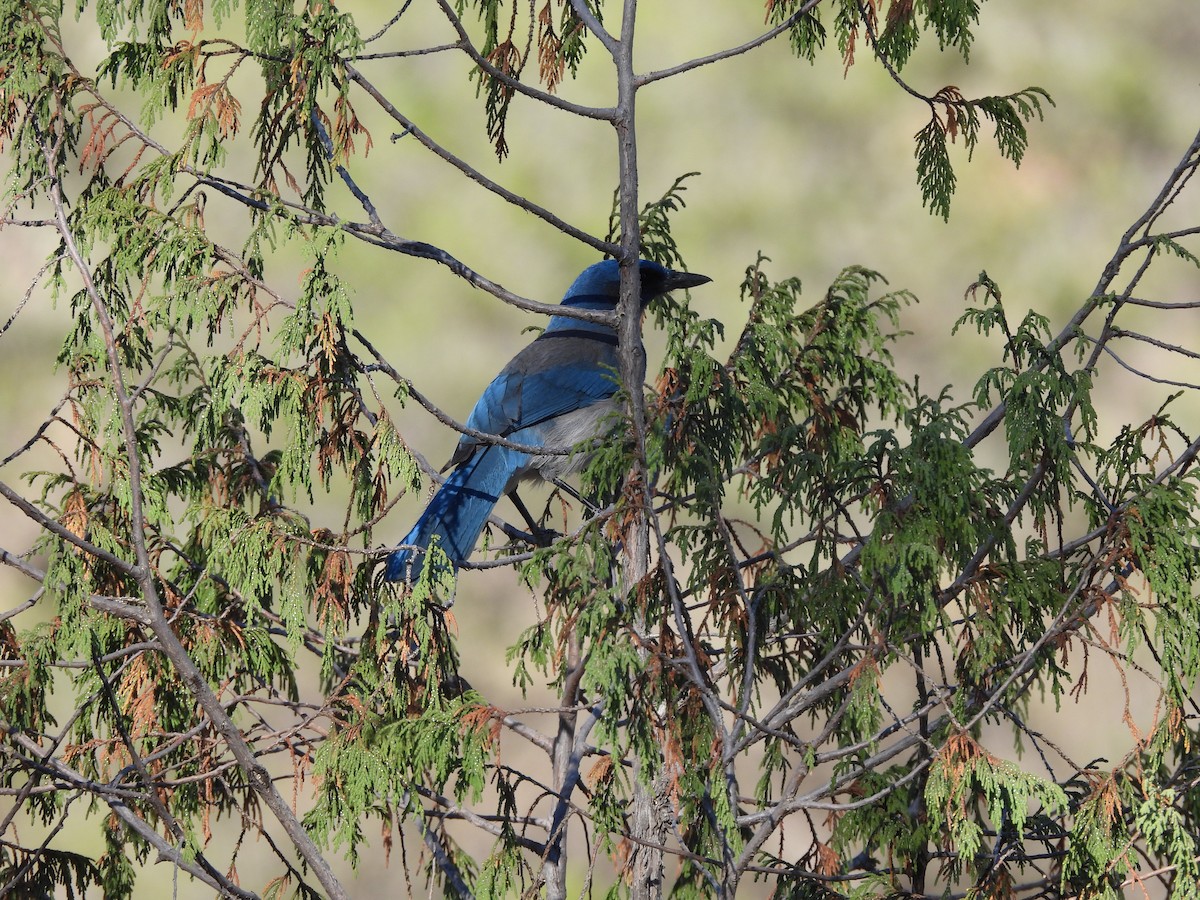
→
(505, 361, 618, 430)
(454, 331, 619, 455)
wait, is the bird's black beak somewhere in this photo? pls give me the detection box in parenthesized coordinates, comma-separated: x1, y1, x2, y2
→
(662, 269, 712, 292)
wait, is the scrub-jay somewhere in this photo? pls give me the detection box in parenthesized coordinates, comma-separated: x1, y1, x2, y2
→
(385, 259, 710, 583)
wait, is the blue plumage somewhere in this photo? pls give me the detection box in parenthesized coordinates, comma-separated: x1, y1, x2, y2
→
(385, 259, 710, 584)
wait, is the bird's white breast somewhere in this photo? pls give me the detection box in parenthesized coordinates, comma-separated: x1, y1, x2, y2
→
(521, 399, 621, 483)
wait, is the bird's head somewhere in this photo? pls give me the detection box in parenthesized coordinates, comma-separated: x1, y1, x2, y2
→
(560, 259, 711, 310)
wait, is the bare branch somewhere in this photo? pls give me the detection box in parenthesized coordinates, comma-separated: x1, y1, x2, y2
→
(344, 62, 617, 255)
(636, 0, 826, 87)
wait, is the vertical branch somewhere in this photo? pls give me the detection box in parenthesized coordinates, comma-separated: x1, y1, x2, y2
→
(543, 632, 585, 899)
(605, 2, 675, 897)
(654, 513, 739, 892)
(610, 0, 651, 593)
(909, 643, 931, 895)
(628, 775, 670, 900)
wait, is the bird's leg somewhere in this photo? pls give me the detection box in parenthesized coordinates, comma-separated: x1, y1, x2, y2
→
(507, 490, 560, 547)
(550, 478, 602, 515)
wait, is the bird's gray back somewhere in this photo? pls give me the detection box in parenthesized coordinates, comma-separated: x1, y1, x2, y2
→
(446, 328, 620, 471)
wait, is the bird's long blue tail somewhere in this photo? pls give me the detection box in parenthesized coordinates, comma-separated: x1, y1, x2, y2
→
(385, 444, 527, 582)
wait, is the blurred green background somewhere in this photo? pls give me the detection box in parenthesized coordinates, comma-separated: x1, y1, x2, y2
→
(2, 0, 1198, 893)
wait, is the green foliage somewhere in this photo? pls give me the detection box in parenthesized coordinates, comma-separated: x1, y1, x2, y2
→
(1126, 478, 1200, 706)
(916, 86, 1053, 219)
(1061, 772, 1132, 899)
(925, 731, 1067, 865)
(458, 0, 604, 157)
(1135, 785, 1200, 900)
(763, 0, 1049, 218)
(97, 820, 140, 899)
(0, 845, 100, 899)
(607, 171, 699, 272)
(2, 0, 1199, 898)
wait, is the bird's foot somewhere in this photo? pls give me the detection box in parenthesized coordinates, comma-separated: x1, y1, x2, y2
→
(527, 523, 561, 548)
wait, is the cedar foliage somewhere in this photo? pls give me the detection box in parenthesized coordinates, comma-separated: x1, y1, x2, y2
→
(2, 1, 1199, 898)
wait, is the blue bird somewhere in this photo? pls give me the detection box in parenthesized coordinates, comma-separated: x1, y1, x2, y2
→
(386, 259, 710, 584)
